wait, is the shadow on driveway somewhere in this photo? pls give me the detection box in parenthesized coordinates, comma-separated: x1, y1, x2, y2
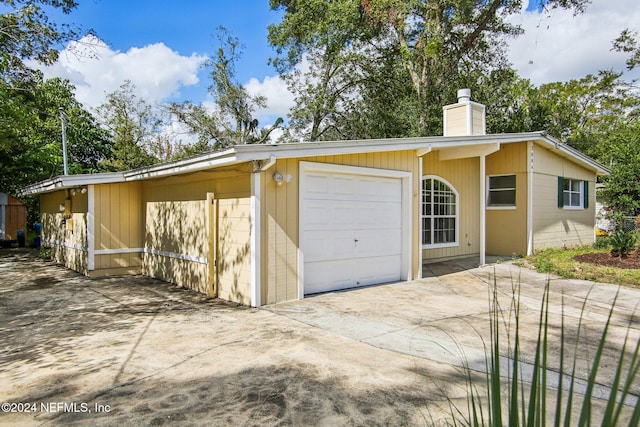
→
(1, 249, 639, 426)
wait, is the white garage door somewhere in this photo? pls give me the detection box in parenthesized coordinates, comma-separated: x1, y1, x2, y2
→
(300, 162, 408, 295)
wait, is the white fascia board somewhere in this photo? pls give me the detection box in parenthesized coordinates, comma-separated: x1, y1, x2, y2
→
(124, 149, 239, 180)
(534, 133, 610, 175)
(20, 173, 125, 195)
(233, 133, 541, 160)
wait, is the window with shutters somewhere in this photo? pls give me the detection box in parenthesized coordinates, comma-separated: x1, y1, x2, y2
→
(558, 177, 588, 210)
(422, 176, 458, 248)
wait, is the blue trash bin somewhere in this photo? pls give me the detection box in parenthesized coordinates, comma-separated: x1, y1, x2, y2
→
(35, 222, 41, 235)
(34, 237, 41, 248)
(17, 229, 25, 248)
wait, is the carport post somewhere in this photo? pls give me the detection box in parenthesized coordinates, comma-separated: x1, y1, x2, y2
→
(480, 154, 486, 266)
(250, 170, 262, 308)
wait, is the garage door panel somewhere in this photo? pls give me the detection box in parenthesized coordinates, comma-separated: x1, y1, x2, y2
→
(357, 201, 402, 228)
(357, 177, 401, 201)
(355, 230, 402, 257)
(303, 231, 355, 261)
(305, 260, 356, 294)
(356, 255, 403, 286)
(301, 164, 406, 295)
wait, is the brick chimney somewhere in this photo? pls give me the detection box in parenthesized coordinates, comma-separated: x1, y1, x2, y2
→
(442, 89, 486, 136)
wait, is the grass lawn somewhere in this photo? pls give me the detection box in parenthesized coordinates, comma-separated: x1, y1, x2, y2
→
(522, 245, 640, 288)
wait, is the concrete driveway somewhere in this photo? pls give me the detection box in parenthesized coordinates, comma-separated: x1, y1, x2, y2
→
(1, 250, 638, 426)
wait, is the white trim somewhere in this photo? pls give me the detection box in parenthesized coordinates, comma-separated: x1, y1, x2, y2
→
(421, 175, 459, 249)
(562, 178, 585, 210)
(42, 238, 87, 252)
(250, 172, 261, 308)
(527, 141, 534, 256)
(480, 155, 486, 266)
(0, 205, 5, 240)
(87, 185, 95, 270)
(466, 102, 473, 136)
(418, 158, 423, 278)
(95, 248, 144, 255)
(299, 161, 412, 297)
(93, 246, 208, 264)
(21, 131, 609, 197)
(143, 248, 208, 264)
(487, 206, 517, 211)
(486, 174, 517, 208)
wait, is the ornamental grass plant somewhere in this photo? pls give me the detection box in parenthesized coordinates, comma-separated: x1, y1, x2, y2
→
(449, 276, 640, 426)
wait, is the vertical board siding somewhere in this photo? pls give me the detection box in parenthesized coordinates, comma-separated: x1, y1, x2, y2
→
(41, 190, 88, 274)
(532, 145, 596, 250)
(261, 151, 420, 305)
(93, 182, 143, 273)
(142, 169, 251, 299)
(421, 152, 480, 261)
(217, 198, 252, 305)
(144, 200, 209, 294)
(485, 142, 528, 255)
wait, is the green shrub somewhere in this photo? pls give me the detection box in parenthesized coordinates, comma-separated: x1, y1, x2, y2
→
(609, 229, 637, 258)
(593, 235, 612, 250)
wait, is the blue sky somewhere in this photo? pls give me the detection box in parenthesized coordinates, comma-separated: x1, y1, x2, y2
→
(36, 0, 640, 129)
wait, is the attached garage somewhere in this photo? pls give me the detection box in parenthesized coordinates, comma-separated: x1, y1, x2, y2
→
(299, 162, 412, 295)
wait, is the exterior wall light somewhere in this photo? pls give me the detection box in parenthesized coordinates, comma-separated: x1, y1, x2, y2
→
(272, 171, 292, 186)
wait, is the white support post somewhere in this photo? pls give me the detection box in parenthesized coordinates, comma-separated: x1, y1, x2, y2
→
(250, 172, 261, 308)
(87, 185, 95, 271)
(527, 142, 534, 256)
(480, 155, 486, 266)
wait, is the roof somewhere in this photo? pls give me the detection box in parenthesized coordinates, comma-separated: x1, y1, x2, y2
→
(20, 131, 609, 196)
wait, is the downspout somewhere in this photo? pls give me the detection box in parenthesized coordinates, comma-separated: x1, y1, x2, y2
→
(480, 154, 486, 266)
(527, 142, 534, 256)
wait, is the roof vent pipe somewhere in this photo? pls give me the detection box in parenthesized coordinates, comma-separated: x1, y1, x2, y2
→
(457, 88, 472, 103)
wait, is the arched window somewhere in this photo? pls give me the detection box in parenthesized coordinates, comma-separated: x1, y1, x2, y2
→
(422, 176, 458, 248)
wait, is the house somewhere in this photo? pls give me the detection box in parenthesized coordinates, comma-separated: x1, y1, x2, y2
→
(0, 193, 27, 247)
(21, 90, 609, 306)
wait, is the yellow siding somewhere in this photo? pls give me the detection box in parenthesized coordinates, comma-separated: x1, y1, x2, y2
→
(532, 145, 596, 250)
(217, 198, 252, 305)
(142, 167, 252, 299)
(261, 152, 421, 305)
(144, 200, 209, 293)
(93, 182, 143, 273)
(421, 152, 480, 261)
(485, 142, 528, 255)
(41, 190, 88, 274)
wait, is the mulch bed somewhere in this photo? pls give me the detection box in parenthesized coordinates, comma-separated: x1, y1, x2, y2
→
(574, 250, 640, 270)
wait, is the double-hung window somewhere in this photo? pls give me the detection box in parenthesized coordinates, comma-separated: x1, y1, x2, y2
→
(422, 176, 458, 248)
(488, 175, 516, 207)
(558, 177, 588, 209)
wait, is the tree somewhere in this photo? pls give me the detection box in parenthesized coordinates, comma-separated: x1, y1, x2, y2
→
(171, 27, 283, 151)
(0, 73, 110, 190)
(0, 0, 80, 80)
(269, 0, 590, 138)
(95, 81, 161, 171)
(612, 28, 640, 71)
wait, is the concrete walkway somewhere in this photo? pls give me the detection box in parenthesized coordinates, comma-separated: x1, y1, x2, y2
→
(1, 250, 639, 426)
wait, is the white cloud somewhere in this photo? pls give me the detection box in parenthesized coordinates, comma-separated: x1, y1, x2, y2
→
(32, 35, 206, 109)
(244, 74, 294, 124)
(508, 0, 640, 85)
